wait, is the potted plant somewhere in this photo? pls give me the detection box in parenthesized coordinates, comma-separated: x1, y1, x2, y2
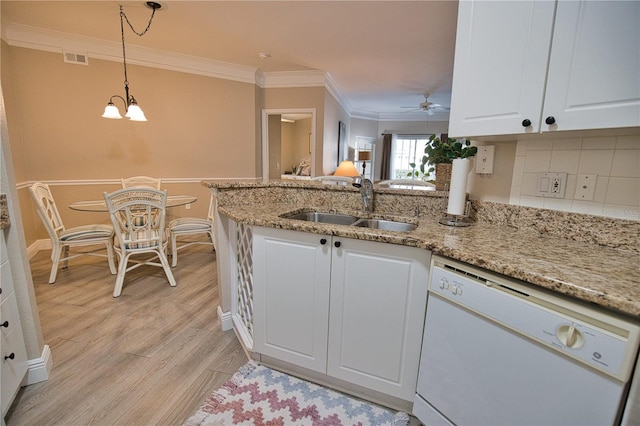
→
(420, 134, 477, 190)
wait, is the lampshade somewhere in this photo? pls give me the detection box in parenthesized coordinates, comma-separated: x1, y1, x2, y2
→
(102, 103, 123, 119)
(125, 104, 147, 122)
(358, 151, 371, 162)
(334, 160, 360, 177)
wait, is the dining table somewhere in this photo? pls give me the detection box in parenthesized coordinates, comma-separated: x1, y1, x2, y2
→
(69, 195, 197, 212)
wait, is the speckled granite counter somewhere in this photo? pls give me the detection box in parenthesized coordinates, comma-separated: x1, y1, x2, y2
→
(0, 194, 9, 229)
(204, 180, 640, 318)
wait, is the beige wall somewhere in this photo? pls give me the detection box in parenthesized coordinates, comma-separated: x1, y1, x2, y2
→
(263, 86, 325, 175)
(2, 43, 259, 245)
(322, 88, 351, 175)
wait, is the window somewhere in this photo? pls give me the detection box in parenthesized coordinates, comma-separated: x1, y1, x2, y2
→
(391, 135, 433, 180)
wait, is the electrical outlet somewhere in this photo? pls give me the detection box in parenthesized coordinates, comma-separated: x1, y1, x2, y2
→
(574, 174, 597, 201)
(185, 203, 191, 210)
(536, 172, 567, 198)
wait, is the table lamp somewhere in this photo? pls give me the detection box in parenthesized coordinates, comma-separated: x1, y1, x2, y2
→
(358, 151, 371, 175)
(334, 161, 360, 177)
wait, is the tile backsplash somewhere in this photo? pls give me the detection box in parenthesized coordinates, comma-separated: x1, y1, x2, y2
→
(509, 134, 640, 220)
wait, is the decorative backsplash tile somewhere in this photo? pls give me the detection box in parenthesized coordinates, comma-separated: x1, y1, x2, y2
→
(510, 134, 640, 220)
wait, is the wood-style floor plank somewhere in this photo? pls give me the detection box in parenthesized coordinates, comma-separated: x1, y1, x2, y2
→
(5, 242, 246, 426)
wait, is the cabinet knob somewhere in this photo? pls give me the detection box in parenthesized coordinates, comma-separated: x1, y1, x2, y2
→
(320, 238, 327, 245)
(545, 116, 556, 125)
(1, 321, 8, 328)
(334, 241, 341, 248)
(4, 353, 14, 360)
(521, 119, 531, 127)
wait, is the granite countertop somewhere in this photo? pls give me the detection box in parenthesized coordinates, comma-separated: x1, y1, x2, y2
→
(218, 202, 640, 319)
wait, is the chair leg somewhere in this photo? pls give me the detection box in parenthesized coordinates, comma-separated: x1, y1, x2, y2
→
(171, 233, 178, 267)
(158, 250, 177, 287)
(49, 243, 62, 284)
(61, 245, 70, 269)
(113, 253, 128, 298)
(106, 241, 117, 275)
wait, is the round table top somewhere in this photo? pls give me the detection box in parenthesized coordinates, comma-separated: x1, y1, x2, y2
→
(69, 195, 197, 212)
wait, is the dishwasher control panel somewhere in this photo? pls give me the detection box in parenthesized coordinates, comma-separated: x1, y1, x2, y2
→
(428, 264, 639, 381)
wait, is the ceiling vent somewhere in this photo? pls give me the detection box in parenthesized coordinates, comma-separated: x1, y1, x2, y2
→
(63, 51, 88, 65)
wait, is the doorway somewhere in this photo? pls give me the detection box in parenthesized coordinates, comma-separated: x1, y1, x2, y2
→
(261, 108, 316, 181)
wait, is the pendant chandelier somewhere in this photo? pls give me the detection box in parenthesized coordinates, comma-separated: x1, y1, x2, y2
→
(102, 2, 162, 122)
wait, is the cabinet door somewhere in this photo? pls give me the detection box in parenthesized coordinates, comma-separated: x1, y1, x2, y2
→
(542, 1, 640, 131)
(448, 0, 555, 138)
(252, 227, 331, 373)
(1, 232, 28, 415)
(327, 238, 430, 401)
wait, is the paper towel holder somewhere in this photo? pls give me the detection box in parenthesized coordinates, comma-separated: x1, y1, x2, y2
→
(439, 201, 472, 227)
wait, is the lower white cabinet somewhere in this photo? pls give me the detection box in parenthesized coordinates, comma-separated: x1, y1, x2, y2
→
(1, 233, 28, 415)
(253, 226, 430, 401)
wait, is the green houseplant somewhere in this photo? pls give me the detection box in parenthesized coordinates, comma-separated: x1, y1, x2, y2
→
(408, 134, 477, 190)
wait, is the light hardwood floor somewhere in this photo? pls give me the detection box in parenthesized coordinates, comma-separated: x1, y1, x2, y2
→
(6, 242, 247, 425)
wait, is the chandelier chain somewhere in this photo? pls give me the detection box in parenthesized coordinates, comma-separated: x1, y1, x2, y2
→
(120, 5, 157, 37)
(118, 5, 157, 93)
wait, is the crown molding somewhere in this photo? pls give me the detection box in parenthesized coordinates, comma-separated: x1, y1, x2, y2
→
(2, 23, 259, 83)
(2, 22, 355, 119)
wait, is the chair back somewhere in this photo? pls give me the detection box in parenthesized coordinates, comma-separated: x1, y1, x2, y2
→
(105, 188, 168, 251)
(207, 195, 216, 223)
(29, 182, 65, 242)
(121, 176, 162, 190)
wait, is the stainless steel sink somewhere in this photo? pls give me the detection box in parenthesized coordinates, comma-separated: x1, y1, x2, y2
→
(282, 211, 360, 225)
(351, 218, 417, 232)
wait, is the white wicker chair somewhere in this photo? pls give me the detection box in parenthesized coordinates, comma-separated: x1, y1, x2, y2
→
(121, 176, 162, 190)
(29, 182, 116, 283)
(104, 188, 176, 297)
(377, 179, 435, 188)
(169, 195, 215, 267)
(311, 176, 353, 185)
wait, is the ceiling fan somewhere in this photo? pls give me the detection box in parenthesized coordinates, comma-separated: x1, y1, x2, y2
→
(401, 92, 450, 115)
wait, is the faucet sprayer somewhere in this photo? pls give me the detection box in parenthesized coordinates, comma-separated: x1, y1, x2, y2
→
(352, 176, 373, 212)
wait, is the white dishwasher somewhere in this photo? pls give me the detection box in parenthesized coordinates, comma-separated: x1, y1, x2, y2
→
(414, 256, 640, 426)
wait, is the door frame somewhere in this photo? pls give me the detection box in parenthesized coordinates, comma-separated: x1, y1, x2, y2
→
(261, 108, 316, 182)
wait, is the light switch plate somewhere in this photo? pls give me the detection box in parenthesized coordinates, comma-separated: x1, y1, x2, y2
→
(536, 172, 567, 198)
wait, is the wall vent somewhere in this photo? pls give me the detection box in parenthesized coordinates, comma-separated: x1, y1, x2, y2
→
(63, 51, 88, 65)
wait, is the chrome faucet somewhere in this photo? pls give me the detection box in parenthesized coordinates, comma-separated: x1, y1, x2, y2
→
(352, 176, 374, 212)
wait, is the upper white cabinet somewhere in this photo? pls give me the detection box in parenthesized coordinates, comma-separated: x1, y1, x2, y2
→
(448, 0, 640, 137)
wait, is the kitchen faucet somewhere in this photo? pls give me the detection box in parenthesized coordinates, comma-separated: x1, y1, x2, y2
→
(352, 176, 373, 212)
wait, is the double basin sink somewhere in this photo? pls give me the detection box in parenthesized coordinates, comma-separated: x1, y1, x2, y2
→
(281, 211, 417, 232)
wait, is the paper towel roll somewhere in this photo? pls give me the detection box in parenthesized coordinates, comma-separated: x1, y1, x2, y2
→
(446, 158, 471, 216)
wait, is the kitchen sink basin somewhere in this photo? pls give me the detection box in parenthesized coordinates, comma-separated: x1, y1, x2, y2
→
(351, 218, 417, 232)
(282, 211, 360, 225)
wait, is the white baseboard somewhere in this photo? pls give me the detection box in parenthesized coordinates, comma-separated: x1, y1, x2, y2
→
(217, 306, 233, 331)
(27, 239, 51, 259)
(23, 344, 52, 386)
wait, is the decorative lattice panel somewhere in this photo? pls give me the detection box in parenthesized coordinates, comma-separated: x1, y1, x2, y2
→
(235, 223, 254, 338)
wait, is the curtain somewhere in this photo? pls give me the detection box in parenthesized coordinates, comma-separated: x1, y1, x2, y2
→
(380, 133, 393, 180)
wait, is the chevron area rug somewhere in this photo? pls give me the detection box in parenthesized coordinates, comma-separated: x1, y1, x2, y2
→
(183, 361, 410, 426)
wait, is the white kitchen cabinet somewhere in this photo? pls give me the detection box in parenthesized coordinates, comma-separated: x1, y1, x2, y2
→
(1, 232, 28, 415)
(327, 237, 429, 401)
(252, 226, 430, 401)
(449, 0, 640, 137)
(253, 227, 331, 372)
